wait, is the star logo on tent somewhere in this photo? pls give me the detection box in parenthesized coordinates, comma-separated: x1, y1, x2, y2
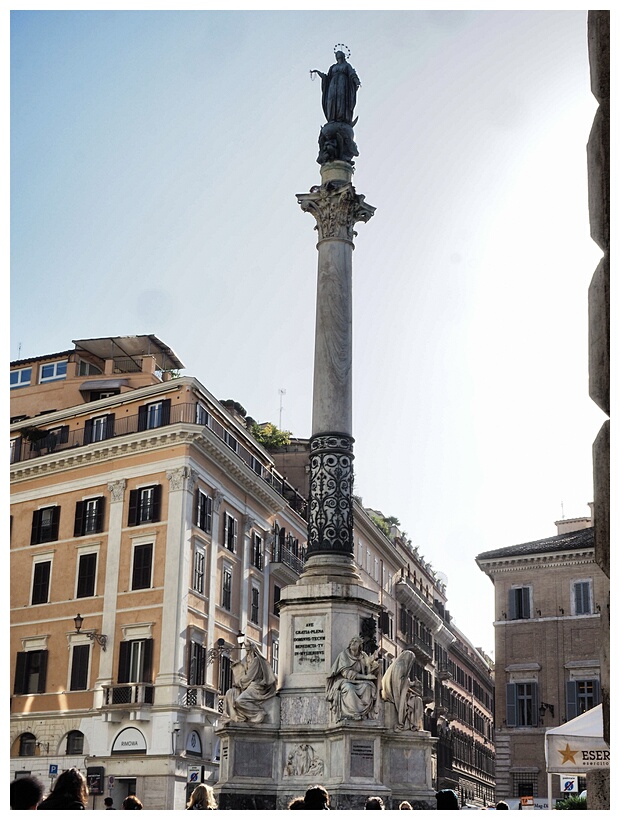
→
(559, 744, 578, 764)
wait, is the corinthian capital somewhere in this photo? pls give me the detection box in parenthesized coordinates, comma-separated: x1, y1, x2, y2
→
(297, 182, 375, 242)
(107, 479, 127, 503)
(166, 466, 193, 492)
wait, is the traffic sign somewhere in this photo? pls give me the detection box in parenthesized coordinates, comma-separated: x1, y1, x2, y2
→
(108, 776, 115, 788)
(49, 764, 58, 776)
(187, 765, 201, 784)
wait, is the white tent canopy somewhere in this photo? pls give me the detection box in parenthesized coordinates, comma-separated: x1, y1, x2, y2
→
(545, 704, 608, 808)
(545, 704, 608, 774)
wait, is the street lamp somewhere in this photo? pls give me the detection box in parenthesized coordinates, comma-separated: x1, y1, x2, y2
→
(539, 702, 555, 723)
(74, 613, 107, 651)
(205, 637, 227, 665)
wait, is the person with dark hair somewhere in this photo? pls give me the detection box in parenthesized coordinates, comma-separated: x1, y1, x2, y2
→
(122, 795, 143, 810)
(365, 796, 385, 810)
(304, 785, 330, 810)
(436, 789, 460, 810)
(398, 801, 413, 810)
(37, 768, 88, 810)
(104, 796, 116, 809)
(10, 775, 44, 810)
(495, 801, 510, 810)
(287, 797, 306, 809)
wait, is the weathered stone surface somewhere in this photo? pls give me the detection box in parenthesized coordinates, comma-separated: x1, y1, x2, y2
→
(280, 692, 328, 726)
(588, 258, 609, 415)
(587, 109, 609, 252)
(388, 745, 428, 785)
(232, 739, 274, 778)
(586, 769, 610, 810)
(587, 13, 609, 804)
(588, 12, 610, 106)
(592, 420, 610, 576)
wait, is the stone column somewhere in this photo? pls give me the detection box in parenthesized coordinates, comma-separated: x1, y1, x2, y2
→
(156, 466, 196, 690)
(240, 514, 256, 638)
(96, 479, 126, 687)
(297, 161, 375, 576)
(206, 489, 224, 688)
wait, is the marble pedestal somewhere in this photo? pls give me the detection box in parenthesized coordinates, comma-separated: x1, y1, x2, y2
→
(215, 570, 436, 809)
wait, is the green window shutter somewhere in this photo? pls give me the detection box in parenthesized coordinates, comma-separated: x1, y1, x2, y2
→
(506, 682, 517, 726)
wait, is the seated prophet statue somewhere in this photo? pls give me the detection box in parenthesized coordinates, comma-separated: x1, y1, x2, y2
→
(221, 641, 277, 724)
(326, 636, 380, 722)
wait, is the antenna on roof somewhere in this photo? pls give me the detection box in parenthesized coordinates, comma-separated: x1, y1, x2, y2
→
(17, 342, 22, 359)
(561, 501, 565, 519)
(279, 388, 286, 429)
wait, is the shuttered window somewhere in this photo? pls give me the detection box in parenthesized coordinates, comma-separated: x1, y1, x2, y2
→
(118, 639, 154, 683)
(194, 490, 212, 533)
(566, 679, 600, 720)
(132, 543, 153, 590)
(508, 587, 531, 620)
(70, 644, 90, 691)
(74, 497, 105, 536)
(31, 506, 60, 545)
(506, 682, 538, 726)
(14, 650, 48, 695)
(76, 553, 97, 598)
(573, 581, 592, 615)
(31, 560, 51, 605)
(128, 485, 161, 526)
(223, 513, 238, 552)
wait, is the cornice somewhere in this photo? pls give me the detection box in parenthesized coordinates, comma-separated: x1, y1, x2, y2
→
(478, 551, 595, 573)
(10, 422, 287, 514)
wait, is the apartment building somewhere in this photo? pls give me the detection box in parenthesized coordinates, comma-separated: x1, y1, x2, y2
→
(435, 626, 495, 807)
(10, 336, 308, 809)
(476, 514, 607, 807)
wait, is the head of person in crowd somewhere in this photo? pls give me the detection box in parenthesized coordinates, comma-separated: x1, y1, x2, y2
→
(287, 796, 306, 809)
(436, 789, 460, 810)
(365, 796, 385, 810)
(398, 801, 413, 810)
(37, 768, 89, 810)
(122, 795, 143, 810)
(186, 783, 217, 810)
(304, 785, 330, 810)
(10, 775, 44, 810)
(495, 801, 510, 810)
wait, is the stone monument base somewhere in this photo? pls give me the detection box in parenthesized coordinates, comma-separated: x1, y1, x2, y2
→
(214, 573, 436, 810)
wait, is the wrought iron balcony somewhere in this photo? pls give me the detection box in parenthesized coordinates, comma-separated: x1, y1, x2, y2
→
(180, 686, 218, 710)
(271, 542, 306, 577)
(103, 683, 154, 707)
(11, 401, 308, 519)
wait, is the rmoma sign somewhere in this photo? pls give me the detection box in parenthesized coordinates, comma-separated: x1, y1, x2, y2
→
(111, 727, 147, 755)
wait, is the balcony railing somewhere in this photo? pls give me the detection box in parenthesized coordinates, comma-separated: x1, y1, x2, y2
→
(103, 683, 154, 706)
(406, 634, 433, 664)
(272, 542, 306, 575)
(180, 686, 218, 710)
(11, 401, 308, 519)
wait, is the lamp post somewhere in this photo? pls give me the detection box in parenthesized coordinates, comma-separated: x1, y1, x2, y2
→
(205, 637, 227, 666)
(539, 702, 555, 724)
(74, 613, 107, 651)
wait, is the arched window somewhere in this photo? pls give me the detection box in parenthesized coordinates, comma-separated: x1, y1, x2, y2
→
(19, 733, 36, 756)
(66, 730, 84, 755)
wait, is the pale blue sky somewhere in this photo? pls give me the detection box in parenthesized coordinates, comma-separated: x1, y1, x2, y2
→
(9, 6, 606, 653)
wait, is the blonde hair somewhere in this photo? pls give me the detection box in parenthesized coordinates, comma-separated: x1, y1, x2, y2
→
(187, 784, 217, 810)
